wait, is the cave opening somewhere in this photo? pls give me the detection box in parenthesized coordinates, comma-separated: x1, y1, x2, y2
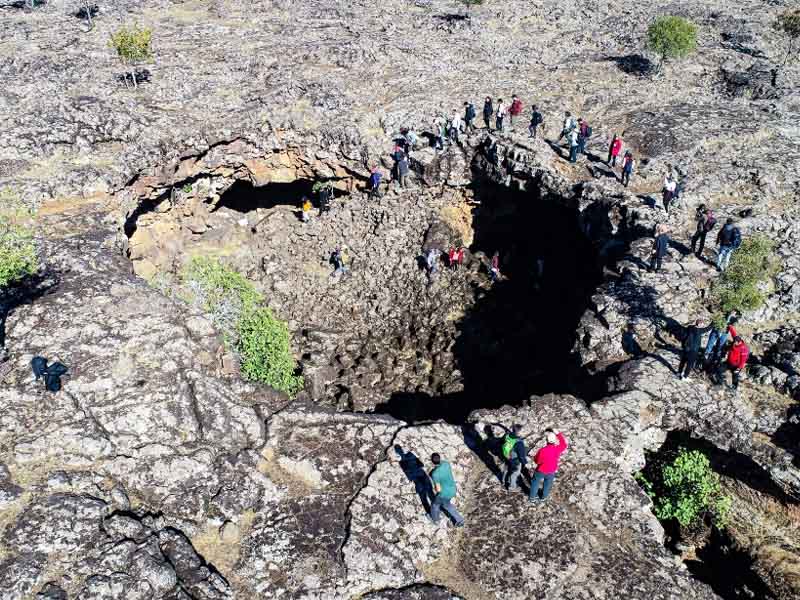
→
(375, 177, 604, 423)
(213, 178, 317, 213)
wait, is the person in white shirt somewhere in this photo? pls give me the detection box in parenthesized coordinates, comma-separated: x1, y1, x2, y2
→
(495, 99, 506, 131)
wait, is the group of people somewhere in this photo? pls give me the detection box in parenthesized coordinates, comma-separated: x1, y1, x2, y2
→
(650, 205, 743, 273)
(678, 313, 749, 392)
(417, 426, 569, 527)
(299, 183, 334, 223)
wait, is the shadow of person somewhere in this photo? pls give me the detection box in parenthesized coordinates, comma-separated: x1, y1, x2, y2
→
(394, 445, 434, 513)
(461, 423, 505, 482)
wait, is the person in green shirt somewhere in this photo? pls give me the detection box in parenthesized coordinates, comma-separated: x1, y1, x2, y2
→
(429, 453, 465, 527)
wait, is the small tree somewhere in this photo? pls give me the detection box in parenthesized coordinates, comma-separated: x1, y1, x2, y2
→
(110, 25, 153, 89)
(0, 190, 38, 289)
(774, 9, 800, 65)
(638, 449, 732, 530)
(711, 236, 777, 316)
(646, 16, 698, 72)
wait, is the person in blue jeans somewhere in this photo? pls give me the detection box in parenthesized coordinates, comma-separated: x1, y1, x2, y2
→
(529, 429, 568, 503)
(429, 453, 465, 527)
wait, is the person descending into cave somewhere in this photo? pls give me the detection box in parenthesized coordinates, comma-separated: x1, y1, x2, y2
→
(704, 312, 739, 370)
(501, 424, 528, 492)
(331, 246, 349, 276)
(621, 151, 635, 187)
(678, 319, 712, 380)
(568, 127, 579, 163)
(558, 111, 576, 142)
(690, 204, 716, 259)
(449, 109, 462, 144)
(448, 247, 458, 270)
(508, 94, 523, 126)
(456, 246, 465, 269)
(715, 218, 742, 272)
(426, 248, 439, 277)
(662, 171, 677, 214)
(577, 118, 591, 155)
(489, 251, 501, 282)
(368, 167, 382, 200)
(715, 335, 749, 393)
(528, 105, 544, 138)
(464, 101, 476, 133)
(650, 224, 670, 272)
(482, 96, 494, 131)
(301, 195, 312, 223)
(318, 182, 333, 215)
(529, 429, 567, 503)
(429, 453, 465, 527)
(608, 133, 622, 167)
(495, 98, 506, 132)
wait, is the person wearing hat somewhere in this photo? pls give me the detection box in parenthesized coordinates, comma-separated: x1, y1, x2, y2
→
(529, 428, 568, 503)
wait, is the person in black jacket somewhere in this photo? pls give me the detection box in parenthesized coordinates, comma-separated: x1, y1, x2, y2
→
(482, 97, 494, 131)
(464, 101, 476, 133)
(678, 319, 712, 379)
(501, 424, 528, 491)
(650, 225, 670, 272)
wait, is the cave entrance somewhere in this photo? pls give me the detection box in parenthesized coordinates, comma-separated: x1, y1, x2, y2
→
(213, 179, 316, 213)
(376, 178, 602, 423)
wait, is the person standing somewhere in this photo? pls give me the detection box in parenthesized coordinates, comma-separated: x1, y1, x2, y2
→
(715, 336, 749, 392)
(678, 319, 712, 380)
(448, 247, 458, 270)
(495, 99, 506, 132)
(577, 118, 590, 154)
(426, 248, 439, 276)
(528, 105, 544, 138)
(464, 101, 476, 133)
(301, 196, 312, 222)
(482, 97, 493, 131)
(456, 247, 465, 269)
(608, 134, 622, 166)
(568, 128, 579, 163)
(508, 94, 523, 126)
(715, 218, 741, 272)
(397, 153, 410, 189)
(429, 453, 465, 527)
(331, 247, 349, 276)
(650, 224, 669, 272)
(558, 111, 576, 142)
(529, 429, 568, 503)
(690, 205, 716, 258)
(449, 109, 462, 143)
(621, 151, 635, 187)
(368, 167, 382, 200)
(490, 251, 500, 281)
(501, 424, 528, 491)
(662, 171, 677, 214)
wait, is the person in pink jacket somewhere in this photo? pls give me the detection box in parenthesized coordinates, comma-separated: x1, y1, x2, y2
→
(529, 429, 567, 503)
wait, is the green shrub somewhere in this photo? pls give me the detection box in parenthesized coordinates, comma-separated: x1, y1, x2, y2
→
(0, 191, 38, 288)
(238, 307, 304, 396)
(646, 16, 698, 69)
(638, 449, 731, 529)
(775, 10, 800, 65)
(109, 25, 153, 88)
(182, 257, 303, 396)
(710, 236, 777, 315)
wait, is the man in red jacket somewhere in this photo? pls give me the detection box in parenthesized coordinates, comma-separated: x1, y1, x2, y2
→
(508, 94, 523, 126)
(715, 336, 749, 392)
(529, 429, 568, 503)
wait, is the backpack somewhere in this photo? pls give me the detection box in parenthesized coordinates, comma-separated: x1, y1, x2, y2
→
(704, 213, 717, 232)
(501, 434, 518, 460)
(731, 227, 742, 249)
(532, 111, 543, 125)
(31, 356, 69, 393)
(466, 104, 476, 120)
(585, 126, 592, 138)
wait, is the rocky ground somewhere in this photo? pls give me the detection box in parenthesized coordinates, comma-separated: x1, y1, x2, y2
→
(2, 0, 800, 598)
